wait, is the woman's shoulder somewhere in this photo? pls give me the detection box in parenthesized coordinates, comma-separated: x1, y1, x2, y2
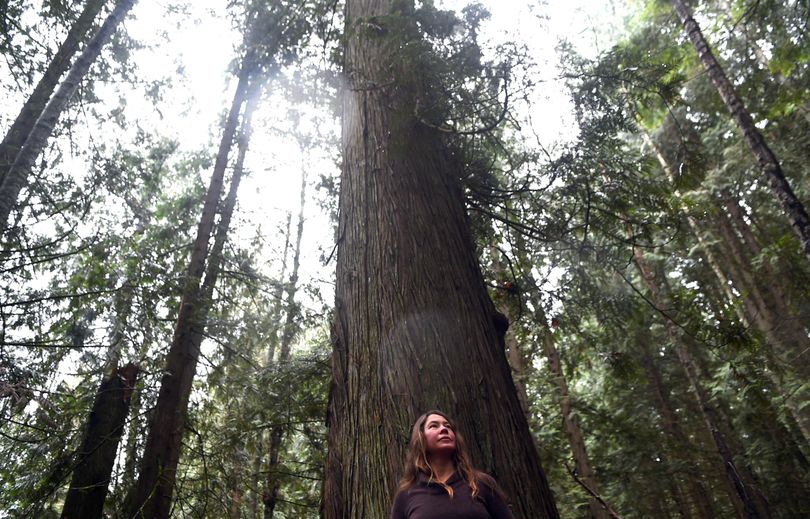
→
(474, 472, 513, 519)
(474, 471, 501, 491)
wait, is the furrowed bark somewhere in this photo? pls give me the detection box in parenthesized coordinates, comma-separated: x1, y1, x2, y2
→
(0, 0, 107, 183)
(321, 0, 559, 516)
(60, 363, 139, 519)
(670, 0, 810, 263)
(0, 0, 136, 231)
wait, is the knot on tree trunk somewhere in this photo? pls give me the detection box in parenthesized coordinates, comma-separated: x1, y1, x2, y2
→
(492, 311, 510, 337)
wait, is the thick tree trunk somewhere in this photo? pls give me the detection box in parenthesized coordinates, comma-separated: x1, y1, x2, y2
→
(0, 0, 106, 182)
(321, 0, 559, 517)
(632, 248, 766, 518)
(0, 0, 136, 231)
(60, 363, 139, 519)
(125, 67, 258, 519)
(670, 0, 810, 262)
(263, 157, 307, 519)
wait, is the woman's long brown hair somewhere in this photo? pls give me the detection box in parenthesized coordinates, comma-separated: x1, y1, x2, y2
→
(397, 410, 487, 498)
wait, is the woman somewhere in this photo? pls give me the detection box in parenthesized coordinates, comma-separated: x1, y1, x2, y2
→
(390, 410, 514, 519)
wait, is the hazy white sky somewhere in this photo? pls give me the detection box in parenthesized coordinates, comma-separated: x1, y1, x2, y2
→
(107, 0, 631, 328)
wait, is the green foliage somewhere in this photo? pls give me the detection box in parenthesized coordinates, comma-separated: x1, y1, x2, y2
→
(3, 0, 810, 517)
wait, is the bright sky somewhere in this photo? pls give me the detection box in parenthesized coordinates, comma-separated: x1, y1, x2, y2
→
(110, 0, 629, 299)
(105, 0, 628, 375)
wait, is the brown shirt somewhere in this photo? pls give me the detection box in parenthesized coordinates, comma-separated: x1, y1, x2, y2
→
(390, 472, 514, 519)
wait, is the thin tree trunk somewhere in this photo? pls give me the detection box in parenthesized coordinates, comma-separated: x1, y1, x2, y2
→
(60, 364, 140, 519)
(670, 0, 810, 262)
(496, 240, 610, 518)
(230, 456, 243, 519)
(646, 130, 810, 445)
(0, 0, 136, 231)
(321, 0, 559, 515)
(251, 212, 292, 519)
(693, 361, 773, 519)
(535, 303, 609, 519)
(118, 316, 153, 505)
(125, 64, 259, 519)
(637, 333, 714, 519)
(268, 212, 293, 365)
(250, 444, 262, 519)
(642, 132, 746, 324)
(668, 478, 692, 519)
(631, 247, 765, 518)
(276, 165, 306, 363)
(0, 0, 107, 182)
(263, 153, 308, 519)
(716, 0, 810, 124)
(714, 210, 810, 444)
(733, 398, 810, 515)
(720, 191, 810, 372)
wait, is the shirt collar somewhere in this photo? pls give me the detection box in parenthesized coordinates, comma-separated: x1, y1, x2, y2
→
(417, 470, 462, 486)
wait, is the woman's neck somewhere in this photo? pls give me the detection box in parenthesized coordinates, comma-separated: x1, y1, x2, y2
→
(428, 456, 455, 483)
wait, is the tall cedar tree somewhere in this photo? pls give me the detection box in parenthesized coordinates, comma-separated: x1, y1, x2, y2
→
(124, 56, 259, 518)
(320, 0, 559, 517)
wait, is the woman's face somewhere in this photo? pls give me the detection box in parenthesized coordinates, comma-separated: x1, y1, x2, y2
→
(423, 413, 456, 458)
